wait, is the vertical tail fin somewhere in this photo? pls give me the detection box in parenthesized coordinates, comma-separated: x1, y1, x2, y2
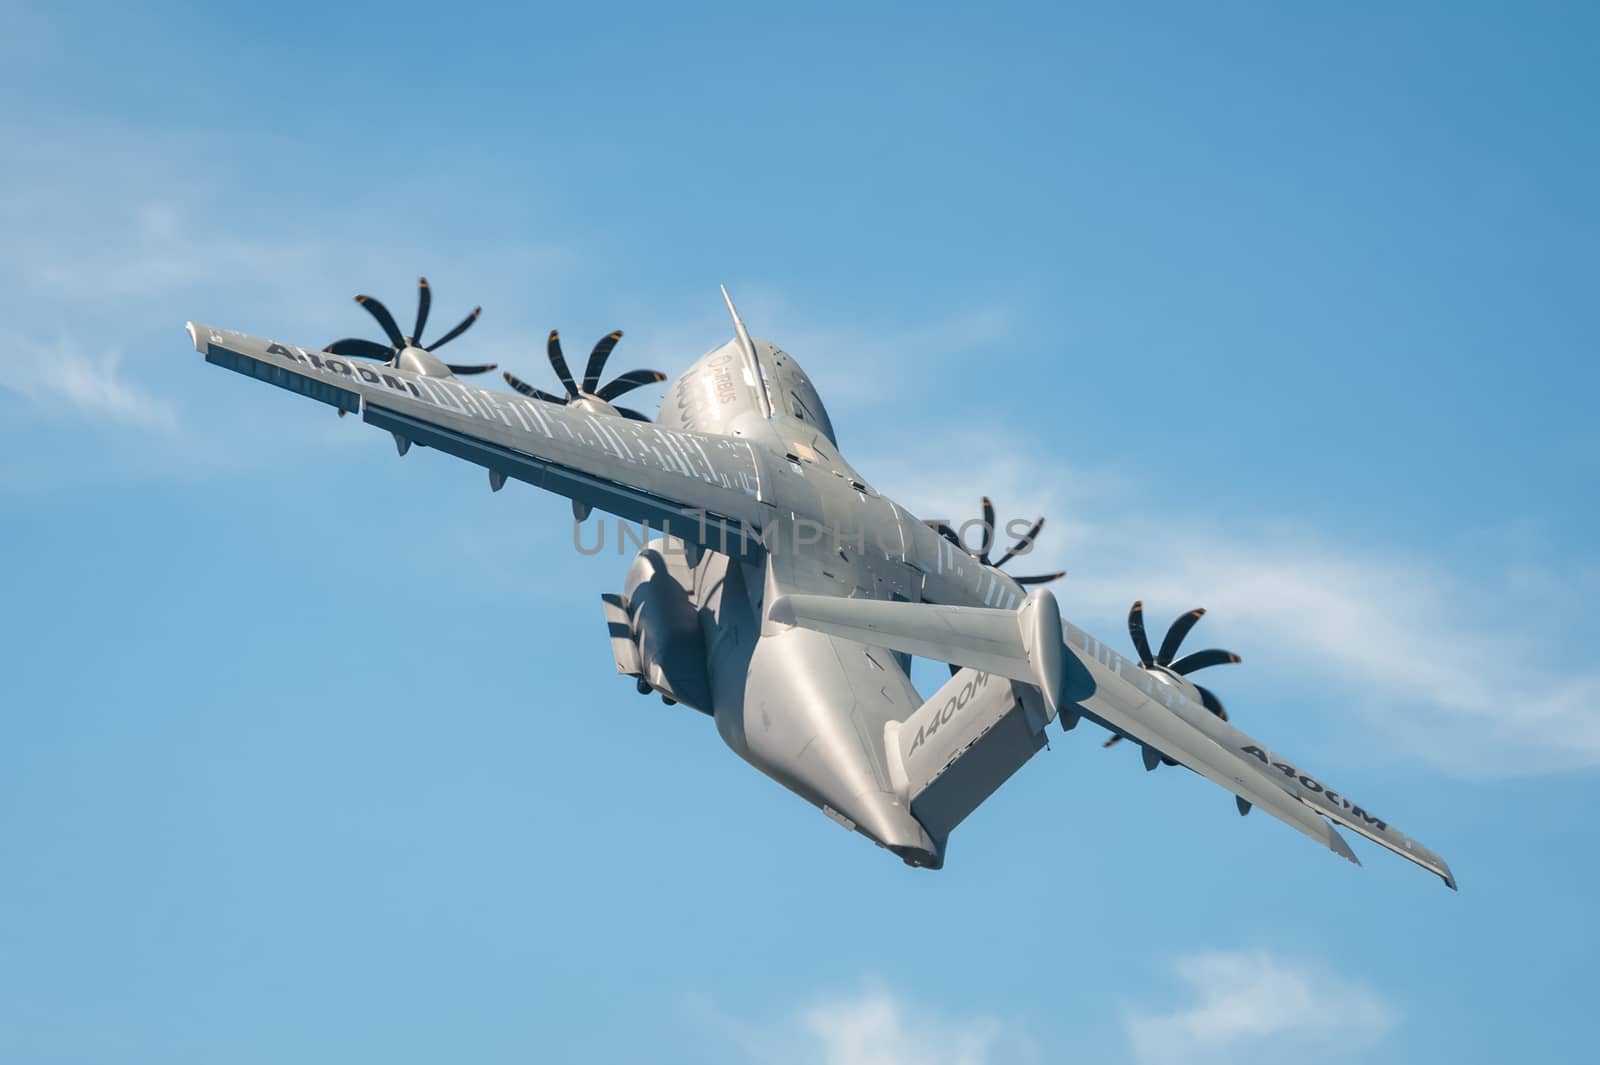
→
(719, 285, 773, 419)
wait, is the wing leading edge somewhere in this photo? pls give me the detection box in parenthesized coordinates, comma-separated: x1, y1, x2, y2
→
(189, 322, 774, 558)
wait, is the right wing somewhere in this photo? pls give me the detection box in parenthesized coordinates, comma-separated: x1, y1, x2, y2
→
(1055, 617, 1455, 888)
(768, 589, 1457, 890)
(189, 322, 774, 557)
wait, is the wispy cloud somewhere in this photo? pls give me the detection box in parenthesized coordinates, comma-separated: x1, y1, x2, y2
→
(0, 123, 571, 340)
(866, 444, 1600, 777)
(1065, 527, 1600, 776)
(0, 123, 565, 448)
(1122, 950, 1396, 1065)
(9, 190, 376, 317)
(695, 982, 1034, 1065)
(1, 332, 176, 430)
(799, 989, 1013, 1065)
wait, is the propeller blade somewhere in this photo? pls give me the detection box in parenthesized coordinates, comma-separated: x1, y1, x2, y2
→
(1170, 649, 1242, 675)
(614, 406, 652, 421)
(1013, 571, 1065, 585)
(1196, 684, 1229, 722)
(992, 511, 1043, 562)
(1156, 608, 1206, 666)
(504, 372, 566, 403)
(583, 331, 623, 395)
(1128, 600, 1154, 667)
(355, 294, 407, 349)
(324, 338, 395, 360)
(992, 516, 1044, 569)
(1103, 734, 1123, 748)
(445, 362, 497, 376)
(597, 368, 667, 402)
(424, 306, 481, 352)
(979, 496, 996, 564)
(546, 330, 578, 396)
(413, 277, 431, 343)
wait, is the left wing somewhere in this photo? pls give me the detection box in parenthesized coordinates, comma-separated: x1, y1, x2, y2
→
(189, 322, 773, 557)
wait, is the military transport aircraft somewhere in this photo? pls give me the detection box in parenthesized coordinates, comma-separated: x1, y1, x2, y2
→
(187, 279, 1456, 889)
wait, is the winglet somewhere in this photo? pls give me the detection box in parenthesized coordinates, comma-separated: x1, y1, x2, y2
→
(720, 285, 773, 419)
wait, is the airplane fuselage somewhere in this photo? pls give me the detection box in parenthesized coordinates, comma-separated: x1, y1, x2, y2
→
(640, 334, 1026, 865)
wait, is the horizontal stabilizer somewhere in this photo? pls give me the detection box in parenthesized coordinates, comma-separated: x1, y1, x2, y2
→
(765, 589, 1067, 721)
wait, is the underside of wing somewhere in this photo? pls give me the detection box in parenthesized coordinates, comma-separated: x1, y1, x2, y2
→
(189, 322, 774, 558)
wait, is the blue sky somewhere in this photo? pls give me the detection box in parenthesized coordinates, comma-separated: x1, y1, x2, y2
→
(2, 1, 1596, 1062)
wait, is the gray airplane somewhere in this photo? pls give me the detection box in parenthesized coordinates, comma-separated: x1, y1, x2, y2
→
(187, 279, 1456, 889)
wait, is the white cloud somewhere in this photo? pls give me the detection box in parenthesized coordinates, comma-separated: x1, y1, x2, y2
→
(800, 989, 1009, 1065)
(1, 333, 176, 430)
(1063, 527, 1600, 775)
(698, 983, 1033, 1065)
(0, 126, 551, 334)
(1123, 950, 1396, 1065)
(865, 445, 1600, 777)
(0, 125, 563, 438)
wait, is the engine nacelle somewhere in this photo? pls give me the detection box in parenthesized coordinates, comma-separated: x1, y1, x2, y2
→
(620, 539, 713, 712)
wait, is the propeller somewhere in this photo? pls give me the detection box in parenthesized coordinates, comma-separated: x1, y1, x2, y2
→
(324, 277, 493, 376)
(936, 496, 1064, 585)
(1104, 601, 1241, 748)
(503, 329, 665, 422)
